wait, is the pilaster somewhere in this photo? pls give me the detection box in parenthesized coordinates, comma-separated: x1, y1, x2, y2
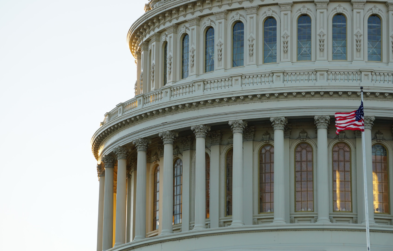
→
(166, 25, 178, 85)
(102, 155, 115, 250)
(136, 50, 142, 95)
(209, 131, 221, 229)
(188, 17, 200, 77)
(214, 11, 227, 71)
(352, 0, 366, 62)
(315, 1, 329, 62)
(388, 2, 393, 65)
(141, 42, 149, 93)
(245, 7, 258, 66)
(279, 3, 292, 63)
(364, 116, 375, 224)
(151, 34, 161, 90)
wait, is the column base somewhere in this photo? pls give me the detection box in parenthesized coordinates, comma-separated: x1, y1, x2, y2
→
(193, 224, 206, 231)
(160, 229, 173, 236)
(272, 218, 286, 225)
(230, 221, 244, 227)
(316, 218, 331, 224)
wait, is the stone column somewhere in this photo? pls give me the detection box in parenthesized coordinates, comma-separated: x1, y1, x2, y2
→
(141, 42, 149, 94)
(355, 131, 365, 223)
(209, 131, 221, 228)
(166, 25, 178, 85)
(243, 127, 255, 225)
(228, 120, 248, 227)
(114, 146, 128, 246)
(151, 34, 160, 90)
(181, 136, 192, 232)
(136, 50, 142, 95)
(102, 155, 115, 250)
(270, 117, 287, 224)
(191, 125, 211, 230)
(159, 131, 178, 235)
(133, 139, 149, 241)
(188, 17, 200, 78)
(96, 165, 105, 251)
(315, 116, 331, 224)
(126, 168, 132, 242)
(364, 116, 375, 224)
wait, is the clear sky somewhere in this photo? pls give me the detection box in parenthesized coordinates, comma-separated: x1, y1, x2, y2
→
(0, 1, 144, 250)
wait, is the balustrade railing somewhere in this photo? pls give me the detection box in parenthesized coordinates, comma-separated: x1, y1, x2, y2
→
(204, 78, 232, 92)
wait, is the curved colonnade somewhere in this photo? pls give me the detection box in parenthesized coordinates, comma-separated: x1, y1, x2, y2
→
(93, 0, 393, 250)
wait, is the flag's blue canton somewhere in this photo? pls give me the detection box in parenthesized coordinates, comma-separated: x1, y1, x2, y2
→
(355, 102, 364, 121)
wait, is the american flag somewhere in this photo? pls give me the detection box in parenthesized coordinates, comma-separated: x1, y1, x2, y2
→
(335, 102, 364, 135)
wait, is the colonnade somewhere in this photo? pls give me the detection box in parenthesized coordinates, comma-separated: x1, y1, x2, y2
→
(96, 116, 376, 251)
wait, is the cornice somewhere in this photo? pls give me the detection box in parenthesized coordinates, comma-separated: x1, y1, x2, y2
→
(91, 88, 393, 159)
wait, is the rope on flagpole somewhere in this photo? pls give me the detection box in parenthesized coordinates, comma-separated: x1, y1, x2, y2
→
(361, 86, 371, 251)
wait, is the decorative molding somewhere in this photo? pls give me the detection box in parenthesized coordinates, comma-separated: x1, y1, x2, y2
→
(181, 136, 193, 151)
(314, 115, 330, 129)
(245, 6, 258, 15)
(279, 3, 292, 11)
(151, 152, 160, 162)
(244, 126, 255, 141)
(229, 12, 245, 24)
(179, 24, 190, 35)
(355, 31, 362, 53)
(173, 145, 182, 156)
(391, 34, 393, 54)
(102, 155, 115, 168)
(374, 130, 384, 142)
(298, 129, 309, 141)
(248, 35, 255, 57)
(203, 18, 216, 29)
(337, 131, 348, 142)
(159, 131, 178, 144)
(318, 31, 325, 53)
(261, 131, 272, 143)
(270, 117, 287, 130)
(229, 120, 248, 134)
(210, 130, 221, 146)
(133, 138, 149, 151)
(282, 32, 289, 54)
(217, 41, 223, 61)
(297, 5, 311, 15)
(191, 124, 211, 138)
(114, 146, 128, 160)
(190, 47, 195, 68)
(263, 8, 277, 17)
(214, 10, 227, 20)
(151, 63, 155, 83)
(332, 4, 346, 13)
(168, 54, 173, 76)
(97, 164, 104, 177)
(364, 116, 375, 130)
(188, 17, 200, 26)
(158, 145, 164, 157)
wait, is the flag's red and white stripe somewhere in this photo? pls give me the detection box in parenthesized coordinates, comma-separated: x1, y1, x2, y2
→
(335, 111, 364, 135)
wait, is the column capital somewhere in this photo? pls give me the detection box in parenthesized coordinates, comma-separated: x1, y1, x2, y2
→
(191, 125, 211, 138)
(229, 120, 248, 134)
(244, 126, 255, 141)
(114, 146, 128, 160)
(136, 50, 141, 59)
(133, 138, 149, 151)
(314, 115, 330, 129)
(97, 164, 104, 177)
(102, 155, 115, 169)
(210, 130, 221, 146)
(364, 116, 375, 130)
(159, 131, 178, 144)
(270, 117, 287, 130)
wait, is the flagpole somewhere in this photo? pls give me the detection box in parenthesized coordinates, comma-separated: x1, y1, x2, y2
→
(361, 86, 371, 251)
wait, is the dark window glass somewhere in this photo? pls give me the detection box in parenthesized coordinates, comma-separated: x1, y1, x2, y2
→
(295, 143, 314, 212)
(264, 17, 277, 63)
(206, 153, 210, 218)
(368, 15, 382, 61)
(332, 14, 347, 60)
(259, 145, 274, 213)
(226, 149, 233, 216)
(205, 28, 215, 72)
(232, 22, 244, 67)
(182, 35, 189, 79)
(153, 166, 160, 230)
(173, 159, 183, 224)
(332, 143, 352, 212)
(372, 144, 389, 213)
(297, 15, 312, 61)
(163, 42, 168, 85)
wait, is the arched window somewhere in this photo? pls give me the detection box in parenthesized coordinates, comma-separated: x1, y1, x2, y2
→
(173, 159, 183, 224)
(206, 153, 210, 218)
(259, 145, 274, 213)
(332, 143, 352, 212)
(232, 22, 244, 67)
(225, 149, 233, 216)
(297, 15, 312, 61)
(295, 143, 314, 211)
(332, 14, 347, 60)
(368, 15, 382, 61)
(264, 17, 277, 64)
(153, 166, 160, 230)
(182, 35, 189, 79)
(205, 28, 215, 72)
(163, 42, 168, 85)
(372, 144, 389, 213)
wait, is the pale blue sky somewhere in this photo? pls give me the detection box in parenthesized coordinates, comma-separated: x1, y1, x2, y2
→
(0, 1, 144, 250)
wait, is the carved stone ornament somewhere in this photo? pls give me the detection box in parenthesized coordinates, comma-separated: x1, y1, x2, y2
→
(97, 164, 104, 177)
(248, 36, 255, 57)
(391, 34, 393, 54)
(282, 32, 289, 54)
(230, 12, 245, 23)
(173, 146, 182, 156)
(151, 152, 160, 162)
(355, 31, 362, 53)
(334, 4, 345, 13)
(181, 136, 193, 151)
(270, 117, 287, 130)
(190, 47, 195, 68)
(337, 131, 347, 141)
(180, 25, 190, 35)
(191, 125, 211, 138)
(279, 4, 292, 11)
(210, 130, 221, 146)
(298, 5, 310, 14)
(371, 5, 381, 14)
(314, 115, 330, 129)
(262, 131, 271, 143)
(102, 155, 115, 168)
(364, 116, 375, 130)
(168, 54, 173, 76)
(159, 131, 178, 144)
(318, 31, 325, 53)
(114, 146, 128, 160)
(245, 6, 258, 15)
(133, 138, 149, 151)
(298, 129, 309, 141)
(203, 18, 216, 29)
(214, 10, 227, 20)
(151, 63, 155, 83)
(217, 41, 223, 61)
(158, 145, 164, 157)
(244, 126, 255, 141)
(264, 8, 275, 17)
(229, 120, 248, 134)
(375, 130, 384, 142)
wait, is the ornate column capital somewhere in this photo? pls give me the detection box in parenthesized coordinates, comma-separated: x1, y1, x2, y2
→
(364, 116, 375, 130)
(114, 146, 128, 160)
(102, 155, 115, 169)
(244, 126, 255, 141)
(133, 138, 149, 151)
(229, 120, 248, 134)
(159, 131, 178, 145)
(314, 115, 330, 129)
(210, 130, 221, 146)
(191, 125, 211, 138)
(270, 117, 287, 130)
(97, 164, 104, 177)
